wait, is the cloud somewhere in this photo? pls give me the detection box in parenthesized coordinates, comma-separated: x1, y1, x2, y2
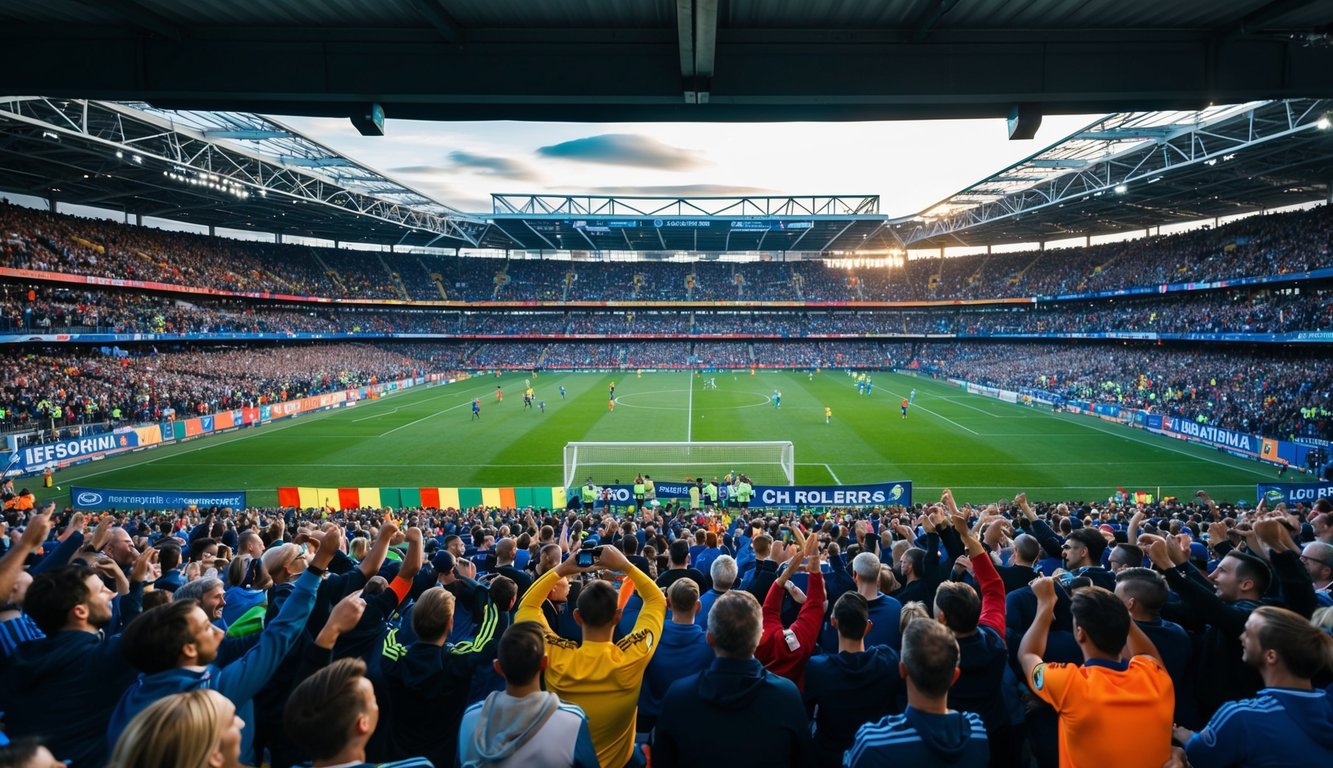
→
(387, 151, 537, 182)
(445, 151, 538, 180)
(537, 134, 705, 170)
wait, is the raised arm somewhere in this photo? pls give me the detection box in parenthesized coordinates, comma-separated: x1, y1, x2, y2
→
(1018, 576, 1057, 680)
(0, 505, 52, 602)
(358, 518, 397, 579)
(949, 494, 1006, 637)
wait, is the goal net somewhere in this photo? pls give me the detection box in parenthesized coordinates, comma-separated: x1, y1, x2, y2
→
(564, 441, 794, 488)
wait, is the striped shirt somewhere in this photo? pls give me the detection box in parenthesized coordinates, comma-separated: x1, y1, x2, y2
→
(0, 614, 43, 658)
(845, 707, 989, 767)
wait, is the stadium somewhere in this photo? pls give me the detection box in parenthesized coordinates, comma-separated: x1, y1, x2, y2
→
(2, 3, 1333, 768)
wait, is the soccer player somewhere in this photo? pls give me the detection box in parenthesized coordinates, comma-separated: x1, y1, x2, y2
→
(608, 397, 615, 414)
(901, 399, 909, 419)
(539, 400, 546, 413)
(472, 399, 481, 420)
(560, 385, 566, 399)
(609, 381, 616, 398)
(910, 388, 917, 403)
(825, 406, 832, 424)
(496, 385, 503, 403)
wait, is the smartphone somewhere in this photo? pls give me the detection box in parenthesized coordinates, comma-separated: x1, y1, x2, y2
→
(779, 527, 792, 543)
(576, 545, 603, 568)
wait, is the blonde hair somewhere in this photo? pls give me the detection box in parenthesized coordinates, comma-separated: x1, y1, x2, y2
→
(109, 689, 232, 768)
(349, 536, 369, 561)
(899, 600, 930, 636)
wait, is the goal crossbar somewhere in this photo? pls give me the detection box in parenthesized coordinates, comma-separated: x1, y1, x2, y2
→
(564, 441, 794, 488)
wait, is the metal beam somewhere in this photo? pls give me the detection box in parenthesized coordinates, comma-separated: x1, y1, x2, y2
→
(203, 130, 290, 140)
(676, 1, 695, 78)
(72, 0, 183, 42)
(910, 0, 961, 43)
(5, 28, 1332, 122)
(406, 0, 465, 44)
(695, 0, 718, 79)
(1220, 0, 1321, 37)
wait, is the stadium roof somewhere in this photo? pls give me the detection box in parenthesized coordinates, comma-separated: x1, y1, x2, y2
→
(484, 194, 890, 254)
(897, 98, 1333, 247)
(3, 97, 1331, 256)
(0, 97, 488, 248)
(1, 1, 1331, 125)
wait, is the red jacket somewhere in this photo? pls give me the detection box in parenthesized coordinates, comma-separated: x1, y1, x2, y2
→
(755, 569, 825, 689)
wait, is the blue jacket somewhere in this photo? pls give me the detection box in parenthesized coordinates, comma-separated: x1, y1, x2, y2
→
(0, 629, 141, 768)
(653, 656, 815, 768)
(846, 706, 990, 767)
(107, 569, 320, 763)
(640, 621, 714, 720)
(803, 645, 904, 768)
(1185, 688, 1333, 768)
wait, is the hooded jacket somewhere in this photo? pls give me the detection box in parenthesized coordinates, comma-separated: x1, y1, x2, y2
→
(380, 603, 508, 768)
(457, 691, 598, 768)
(652, 656, 816, 768)
(803, 645, 904, 768)
(1184, 687, 1333, 767)
(0, 629, 140, 768)
(846, 706, 990, 767)
(107, 568, 320, 764)
(639, 620, 714, 720)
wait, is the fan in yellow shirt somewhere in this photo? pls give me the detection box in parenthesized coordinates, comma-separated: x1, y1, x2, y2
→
(516, 544, 666, 768)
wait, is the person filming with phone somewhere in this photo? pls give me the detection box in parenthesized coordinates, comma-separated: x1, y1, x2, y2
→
(515, 543, 665, 768)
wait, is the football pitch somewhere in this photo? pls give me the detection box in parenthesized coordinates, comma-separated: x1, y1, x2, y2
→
(43, 371, 1286, 508)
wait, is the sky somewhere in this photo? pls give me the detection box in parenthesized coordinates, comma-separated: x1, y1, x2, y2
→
(273, 113, 1103, 218)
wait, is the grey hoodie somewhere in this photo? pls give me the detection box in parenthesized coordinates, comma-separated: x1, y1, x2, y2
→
(458, 690, 599, 768)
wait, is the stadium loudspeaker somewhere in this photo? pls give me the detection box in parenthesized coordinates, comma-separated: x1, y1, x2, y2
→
(1007, 104, 1042, 141)
(351, 104, 386, 136)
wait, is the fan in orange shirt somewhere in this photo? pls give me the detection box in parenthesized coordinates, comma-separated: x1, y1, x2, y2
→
(1019, 576, 1174, 768)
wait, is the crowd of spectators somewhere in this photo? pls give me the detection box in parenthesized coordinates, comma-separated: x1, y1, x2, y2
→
(916, 343, 1333, 441)
(4, 336, 1333, 440)
(0, 344, 439, 435)
(1, 485, 1330, 767)
(6, 280, 1331, 341)
(4, 201, 1329, 304)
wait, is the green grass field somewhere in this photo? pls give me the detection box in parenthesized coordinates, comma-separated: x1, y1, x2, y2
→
(40, 370, 1293, 507)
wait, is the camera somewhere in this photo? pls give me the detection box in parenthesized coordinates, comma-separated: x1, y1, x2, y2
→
(576, 544, 604, 568)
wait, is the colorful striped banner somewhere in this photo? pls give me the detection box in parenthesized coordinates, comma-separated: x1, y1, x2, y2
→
(277, 486, 568, 511)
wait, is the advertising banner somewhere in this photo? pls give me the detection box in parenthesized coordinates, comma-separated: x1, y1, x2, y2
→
(1255, 482, 1333, 506)
(1161, 417, 1260, 455)
(70, 486, 246, 510)
(12, 431, 139, 472)
(569, 481, 911, 508)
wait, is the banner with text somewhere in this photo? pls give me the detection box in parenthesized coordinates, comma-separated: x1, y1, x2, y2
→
(1255, 482, 1333, 506)
(70, 486, 247, 510)
(571, 481, 911, 508)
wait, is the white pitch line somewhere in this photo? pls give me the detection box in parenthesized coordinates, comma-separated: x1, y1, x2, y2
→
(352, 380, 496, 421)
(378, 399, 472, 437)
(823, 463, 843, 484)
(872, 384, 979, 435)
(938, 397, 1002, 417)
(686, 373, 694, 441)
(55, 405, 347, 485)
(1059, 414, 1276, 478)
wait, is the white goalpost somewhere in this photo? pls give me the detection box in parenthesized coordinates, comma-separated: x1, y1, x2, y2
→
(563, 441, 794, 488)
